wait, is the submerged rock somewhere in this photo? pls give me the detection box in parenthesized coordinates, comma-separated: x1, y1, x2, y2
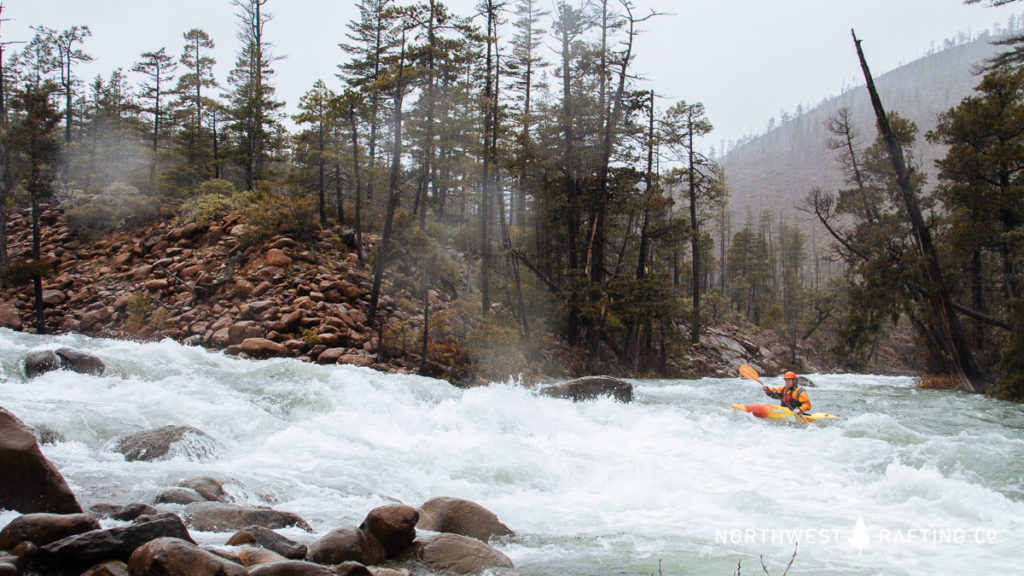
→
(0, 513, 100, 549)
(114, 425, 221, 462)
(183, 502, 311, 533)
(539, 375, 633, 403)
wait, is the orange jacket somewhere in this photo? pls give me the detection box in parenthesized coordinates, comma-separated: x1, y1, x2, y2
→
(764, 383, 811, 412)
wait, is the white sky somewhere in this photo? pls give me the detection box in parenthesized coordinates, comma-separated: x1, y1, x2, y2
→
(2, 0, 1020, 149)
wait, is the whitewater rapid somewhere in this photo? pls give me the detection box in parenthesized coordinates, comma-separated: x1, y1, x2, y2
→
(1, 329, 1022, 575)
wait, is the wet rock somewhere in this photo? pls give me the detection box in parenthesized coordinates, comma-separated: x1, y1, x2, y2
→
(235, 545, 287, 568)
(183, 502, 312, 533)
(539, 375, 633, 403)
(127, 537, 246, 576)
(415, 497, 513, 544)
(114, 425, 221, 462)
(359, 504, 418, 558)
(0, 407, 82, 514)
(54, 347, 105, 376)
(248, 560, 337, 576)
(338, 354, 374, 367)
(334, 562, 374, 576)
(0, 513, 100, 549)
(22, 350, 61, 379)
(155, 487, 205, 505)
(306, 527, 385, 566)
(395, 533, 513, 575)
(178, 477, 231, 503)
(81, 560, 130, 576)
(225, 526, 307, 560)
(29, 513, 194, 573)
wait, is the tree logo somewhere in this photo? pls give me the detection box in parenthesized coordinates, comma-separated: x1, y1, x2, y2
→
(850, 517, 870, 555)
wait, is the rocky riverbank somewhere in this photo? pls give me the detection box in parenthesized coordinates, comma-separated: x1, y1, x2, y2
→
(0, 204, 912, 382)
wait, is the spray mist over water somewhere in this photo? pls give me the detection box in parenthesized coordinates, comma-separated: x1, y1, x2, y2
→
(1, 329, 1022, 575)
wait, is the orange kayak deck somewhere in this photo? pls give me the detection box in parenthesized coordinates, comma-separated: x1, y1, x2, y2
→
(731, 403, 841, 423)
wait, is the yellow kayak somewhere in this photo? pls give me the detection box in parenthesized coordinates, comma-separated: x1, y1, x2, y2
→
(731, 403, 841, 423)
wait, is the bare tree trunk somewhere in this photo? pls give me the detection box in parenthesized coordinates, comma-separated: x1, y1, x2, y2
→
(853, 29, 987, 393)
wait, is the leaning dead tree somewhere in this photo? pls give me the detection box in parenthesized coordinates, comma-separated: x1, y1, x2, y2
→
(157, 251, 245, 309)
(852, 29, 989, 393)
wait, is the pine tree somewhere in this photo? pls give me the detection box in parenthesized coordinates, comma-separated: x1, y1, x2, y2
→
(132, 47, 176, 193)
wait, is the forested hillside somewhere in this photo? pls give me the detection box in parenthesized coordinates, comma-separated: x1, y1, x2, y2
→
(720, 35, 1001, 222)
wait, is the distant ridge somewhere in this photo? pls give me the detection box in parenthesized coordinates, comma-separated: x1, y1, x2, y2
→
(720, 36, 1003, 223)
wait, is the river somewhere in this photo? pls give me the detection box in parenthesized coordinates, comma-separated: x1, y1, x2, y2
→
(1, 329, 1022, 575)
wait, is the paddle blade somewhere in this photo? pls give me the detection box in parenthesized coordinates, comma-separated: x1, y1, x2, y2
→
(739, 364, 761, 383)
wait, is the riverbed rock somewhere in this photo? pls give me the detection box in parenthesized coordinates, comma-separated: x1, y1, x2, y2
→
(225, 526, 307, 559)
(306, 527, 385, 566)
(127, 537, 247, 576)
(179, 477, 231, 503)
(22, 350, 61, 379)
(81, 560, 130, 576)
(154, 487, 205, 505)
(0, 513, 100, 549)
(0, 406, 82, 514)
(415, 497, 513, 543)
(183, 502, 311, 533)
(54, 347, 106, 376)
(28, 513, 193, 573)
(248, 559, 338, 576)
(395, 533, 513, 575)
(0, 304, 21, 330)
(539, 375, 633, 403)
(114, 425, 221, 462)
(359, 504, 418, 558)
(235, 545, 287, 567)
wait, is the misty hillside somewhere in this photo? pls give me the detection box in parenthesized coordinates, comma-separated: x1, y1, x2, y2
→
(720, 36, 1004, 222)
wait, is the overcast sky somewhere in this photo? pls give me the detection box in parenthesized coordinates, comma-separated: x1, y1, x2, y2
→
(2, 0, 1020, 149)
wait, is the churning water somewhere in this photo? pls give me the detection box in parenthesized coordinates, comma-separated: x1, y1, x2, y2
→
(1, 329, 1022, 575)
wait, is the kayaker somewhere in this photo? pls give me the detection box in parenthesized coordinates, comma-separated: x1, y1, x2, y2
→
(762, 371, 811, 415)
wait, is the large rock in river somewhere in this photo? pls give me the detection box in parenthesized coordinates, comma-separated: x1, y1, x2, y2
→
(0, 406, 82, 514)
(128, 537, 247, 576)
(415, 497, 513, 543)
(539, 375, 633, 403)
(359, 504, 418, 558)
(183, 502, 311, 533)
(114, 425, 221, 462)
(396, 533, 513, 575)
(0, 513, 100, 549)
(306, 526, 385, 566)
(28, 513, 193, 573)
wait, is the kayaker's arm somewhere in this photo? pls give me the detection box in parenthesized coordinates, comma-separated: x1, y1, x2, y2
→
(763, 385, 783, 399)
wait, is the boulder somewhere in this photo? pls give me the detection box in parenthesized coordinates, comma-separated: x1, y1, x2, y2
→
(248, 560, 337, 576)
(127, 537, 246, 576)
(228, 321, 263, 345)
(81, 560, 130, 576)
(23, 348, 105, 378)
(235, 545, 287, 568)
(29, 513, 194, 573)
(359, 504, 418, 558)
(334, 562, 374, 576)
(55, 347, 106, 376)
(415, 497, 513, 543)
(183, 502, 311, 533)
(0, 513, 100, 549)
(0, 406, 82, 514)
(306, 527, 385, 566)
(240, 338, 289, 359)
(316, 347, 346, 364)
(0, 304, 21, 330)
(114, 426, 221, 462)
(396, 533, 513, 575)
(265, 249, 293, 268)
(41, 289, 66, 305)
(178, 477, 231, 503)
(338, 354, 374, 367)
(22, 351, 61, 379)
(539, 375, 633, 403)
(225, 526, 307, 560)
(155, 487, 205, 505)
